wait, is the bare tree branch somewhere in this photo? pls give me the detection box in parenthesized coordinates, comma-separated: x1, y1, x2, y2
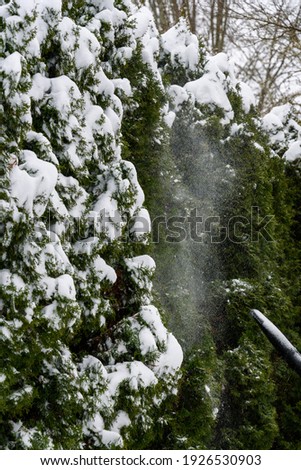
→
(134, 0, 301, 112)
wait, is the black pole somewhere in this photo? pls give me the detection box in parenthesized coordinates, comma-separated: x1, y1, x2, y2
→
(250, 309, 301, 377)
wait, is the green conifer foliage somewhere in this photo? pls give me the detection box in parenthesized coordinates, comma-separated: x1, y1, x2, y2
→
(2, 0, 301, 451)
(0, 0, 182, 449)
(150, 19, 301, 449)
(261, 107, 301, 449)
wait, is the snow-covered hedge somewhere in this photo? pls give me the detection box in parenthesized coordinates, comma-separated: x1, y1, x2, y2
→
(0, 0, 183, 449)
(2, 0, 300, 451)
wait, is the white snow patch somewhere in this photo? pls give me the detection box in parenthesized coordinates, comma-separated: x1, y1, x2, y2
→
(130, 208, 151, 238)
(101, 430, 123, 448)
(41, 274, 76, 300)
(38, 0, 62, 11)
(112, 78, 132, 97)
(10, 150, 57, 216)
(1, 52, 22, 96)
(0, 270, 25, 290)
(139, 305, 167, 344)
(95, 69, 115, 97)
(30, 74, 51, 101)
(161, 18, 199, 71)
(138, 327, 157, 355)
(1, 326, 12, 340)
(130, 7, 154, 39)
(122, 160, 145, 209)
(185, 75, 234, 123)
(92, 256, 117, 284)
(231, 279, 253, 293)
(164, 111, 176, 127)
(168, 85, 191, 112)
(207, 53, 231, 75)
(12, 0, 37, 17)
(110, 411, 131, 434)
(238, 82, 256, 113)
(107, 361, 158, 395)
(56, 274, 76, 300)
(154, 333, 183, 375)
(284, 141, 301, 161)
(125, 255, 156, 272)
(85, 412, 104, 434)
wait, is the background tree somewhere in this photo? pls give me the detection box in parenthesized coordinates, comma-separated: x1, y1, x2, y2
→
(227, 0, 301, 113)
(136, 0, 301, 113)
(134, 0, 199, 33)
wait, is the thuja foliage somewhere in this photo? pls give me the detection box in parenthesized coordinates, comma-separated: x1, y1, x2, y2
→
(0, 0, 183, 449)
(1, 0, 301, 450)
(140, 17, 301, 450)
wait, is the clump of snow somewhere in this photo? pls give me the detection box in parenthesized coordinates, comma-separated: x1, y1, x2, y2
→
(112, 78, 132, 97)
(11, 422, 39, 449)
(284, 141, 301, 161)
(61, 18, 101, 70)
(1, 325, 12, 341)
(38, 0, 62, 10)
(184, 54, 236, 124)
(228, 278, 253, 296)
(84, 412, 104, 435)
(164, 49, 255, 125)
(168, 85, 191, 112)
(79, 355, 108, 380)
(263, 104, 291, 127)
(56, 274, 76, 300)
(138, 326, 158, 355)
(238, 82, 256, 114)
(92, 256, 117, 284)
(262, 106, 287, 145)
(107, 361, 158, 396)
(130, 207, 151, 239)
(0, 270, 26, 291)
(1, 52, 23, 97)
(161, 18, 199, 71)
(122, 160, 145, 210)
(185, 74, 234, 123)
(10, 150, 58, 217)
(262, 104, 301, 160)
(48, 75, 82, 116)
(129, 7, 160, 70)
(110, 411, 131, 434)
(125, 255, 156, 272)
(154, 333, 183, 376)
(206, 52, 231, 76)
(130, 7, 154, 39)
(164, 110, 176, 128)
(26, 131, 59, 165)
(230, 123, 244, 136)
(125, 256, 156, 304)
(101, 430, 123, 448)
(11, 0, 37, 18)
(139, 305, 167, 344)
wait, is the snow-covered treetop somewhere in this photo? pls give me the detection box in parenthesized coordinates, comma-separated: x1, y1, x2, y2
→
(262, 104, 301, 161)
